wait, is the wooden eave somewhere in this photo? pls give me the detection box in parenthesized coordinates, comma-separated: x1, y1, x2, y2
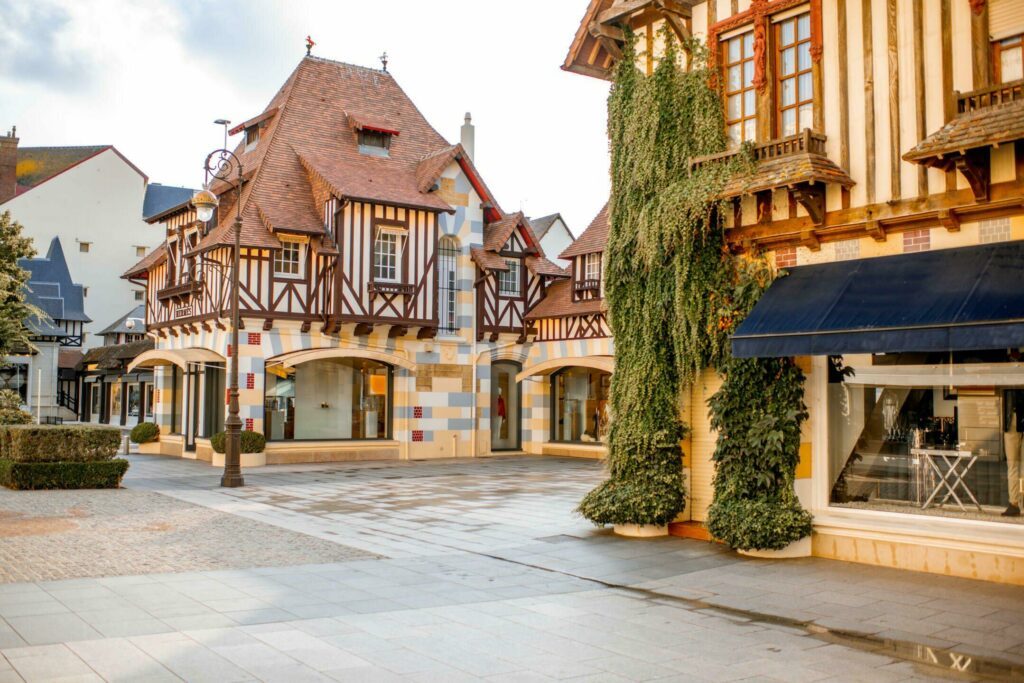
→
(228, 107, 279, 136)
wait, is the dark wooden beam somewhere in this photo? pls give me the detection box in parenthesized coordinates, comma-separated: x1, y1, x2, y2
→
(300, 321, 311, 333)
(971, 2, 990, 90)
(388, 325, 408, 339)
(912, 0, 928, 197)
(791, 184, 826, 225)
(488, 332, 499, 343)
(169, 328, 178, 337)
(862, 0, 876, 204)
(886, 0, 901, 201)
(590, 21, 624, 41)
(322, 320, 339, 335)
(597, 0, 651, 25)
(954, 148, 991, 201)
(354, 323, 374, 336)
(263, 318, 273, 331)
(838, 0, 850, 172)
(595, 34, 623, 62)
(215, 321, 226, 331)
(202, 322, 212, 333)
(416, 327, 437, 340)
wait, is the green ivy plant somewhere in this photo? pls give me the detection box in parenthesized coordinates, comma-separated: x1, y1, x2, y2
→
(580, 27, 813, 550)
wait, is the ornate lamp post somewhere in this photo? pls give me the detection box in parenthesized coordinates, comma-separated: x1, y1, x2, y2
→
(192, 149, 244, 488)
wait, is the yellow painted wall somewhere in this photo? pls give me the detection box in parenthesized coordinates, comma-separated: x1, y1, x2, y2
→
(688, 369, 723, 522)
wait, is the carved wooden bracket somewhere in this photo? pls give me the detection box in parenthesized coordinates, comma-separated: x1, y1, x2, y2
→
(215, 321, 227, 331)
(953, 148, 991, 201)
(354, 323, 374, 336)
(388, 325, 408, 339)
(799, 229, 821, 251)
(865, 219, 887, 242)
(416, 327, 437, 340)
(300, 321, 311, 333)
(322, 320, 340, 335)
(168, 328, 178, 337)
(790, 183, 826, 225)
(262, 318, 273, 331)
(937, 209, 961, 232)
(488, 332, 499, 343)
(202, 322, 213, 333)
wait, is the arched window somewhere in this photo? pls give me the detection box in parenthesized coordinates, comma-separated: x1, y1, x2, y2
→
(438, 236, 460, 335)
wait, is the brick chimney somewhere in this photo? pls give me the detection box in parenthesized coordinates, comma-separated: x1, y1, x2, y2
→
(460, 113, 475, 162)
(0, 126, 18, 205)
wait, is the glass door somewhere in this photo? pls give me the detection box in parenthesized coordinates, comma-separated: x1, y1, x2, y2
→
(490, 361, 521, 451)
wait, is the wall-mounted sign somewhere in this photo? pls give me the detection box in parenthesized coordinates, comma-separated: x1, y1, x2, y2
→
(173, 305, 194, 318)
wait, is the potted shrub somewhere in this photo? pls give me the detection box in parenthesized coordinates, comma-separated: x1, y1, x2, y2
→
(210, 430, 266, 467)
(129, 422, 161, 454)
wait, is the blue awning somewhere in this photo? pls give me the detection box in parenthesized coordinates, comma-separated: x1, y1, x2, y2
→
(732, 242, 1024, 358)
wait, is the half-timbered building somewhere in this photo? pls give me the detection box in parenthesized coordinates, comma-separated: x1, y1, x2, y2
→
(123, 54, 568, 463)
(564, 0, 1024, 583)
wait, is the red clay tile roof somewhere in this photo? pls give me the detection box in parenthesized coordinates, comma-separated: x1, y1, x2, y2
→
(561, 203, 609, 258)
(416, 144, 462, 193)
(228, 107, 279, 135)
(123, 246, 167, 279)
(195, 56, 459, 251)
(58, 348, 84, 370)
(525, 279, 605, 320)
(720, 153, 854, 197)
(525, 256, 569, 278)
(904, 98, 1024, 163)
(483, 211, 544, 253)
(471, 247, 509, 272)
(347, 111, 402, 136)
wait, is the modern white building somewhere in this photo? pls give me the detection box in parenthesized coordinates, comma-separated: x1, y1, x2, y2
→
(0, 128, 192, 346)
(528, 214, 575, 269)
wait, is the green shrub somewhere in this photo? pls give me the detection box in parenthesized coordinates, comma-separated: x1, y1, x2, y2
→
(0, 458, 129, 490)
(0, 408, 32, 425)
(130, 422, 160, 444)
(0, 389, 23, 410)
(210, 430, 266, 454)
(0, 425, 121, 463)
(705, 494, 813, 551)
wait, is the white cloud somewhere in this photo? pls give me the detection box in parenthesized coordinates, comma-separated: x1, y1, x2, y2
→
(0, 0, 610, 234)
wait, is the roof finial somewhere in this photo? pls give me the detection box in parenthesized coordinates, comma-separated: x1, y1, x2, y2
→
(379, 51, 389, 72)
(305, 35, 315, 56)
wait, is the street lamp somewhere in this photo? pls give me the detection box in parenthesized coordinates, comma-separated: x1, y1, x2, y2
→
(193, 149, 244, 488)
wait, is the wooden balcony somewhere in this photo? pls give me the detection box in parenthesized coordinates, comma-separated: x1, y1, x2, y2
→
(957, 78, 1024, 114)
(368, 281, 414, 296)
(157, 278, 202, 304)
(690, 129, 828, 172)
(574, 279, 600, 292)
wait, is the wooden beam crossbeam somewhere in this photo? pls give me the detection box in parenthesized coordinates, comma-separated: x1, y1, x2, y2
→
(953, 148, 991, 201)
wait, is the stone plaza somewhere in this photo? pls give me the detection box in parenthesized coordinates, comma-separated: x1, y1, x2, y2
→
(0, 455, 1022, 682)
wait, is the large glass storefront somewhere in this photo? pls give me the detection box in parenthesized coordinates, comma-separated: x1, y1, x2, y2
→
(551, 367, 610, 443)
(828, 353, 1023, 523)
(264, 357, 392, 441)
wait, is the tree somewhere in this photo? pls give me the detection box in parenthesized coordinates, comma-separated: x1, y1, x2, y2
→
(0, 211, 38, 358)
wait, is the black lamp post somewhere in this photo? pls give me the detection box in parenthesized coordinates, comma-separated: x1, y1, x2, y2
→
(192, 149, 244, 488)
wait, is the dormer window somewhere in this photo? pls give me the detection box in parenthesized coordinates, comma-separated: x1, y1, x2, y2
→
(244, 126, 260, 152)
(358, 129, 392, 157)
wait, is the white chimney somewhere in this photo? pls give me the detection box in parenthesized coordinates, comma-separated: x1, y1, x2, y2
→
(460, 112, 475, 162)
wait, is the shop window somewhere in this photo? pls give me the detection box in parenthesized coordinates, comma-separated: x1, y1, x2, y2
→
(994, 34, 1023, 83)
(776, 12, 814, 137)
(170, 366, 183, 434)
(722, 30, 757, 148)
(497, 259, 521, 296)
(274, 240, 302, 276)
(264, 357, 391, 441)
(145, 384, 154, 418)
(373, 230, 403, 283)
(90, 383, 101, 421)
(828, 353, 1024, 523)
(491, 361, 521, 451)
(551, 367, 611, 444)
(110, 383, 122, 424)
(127, 384, 140, 418)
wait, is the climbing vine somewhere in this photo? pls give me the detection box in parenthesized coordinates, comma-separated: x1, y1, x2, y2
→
(580, 27, 813, 550)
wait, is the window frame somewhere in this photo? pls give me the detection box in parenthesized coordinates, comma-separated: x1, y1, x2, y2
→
(993, 33, 1024, 84)
(721, 29, 758, 148)
(774, 11, 815, 139)
(244, 125, 260, 152)
(372, 226, 405, 284)
(358, 129, 392, 157)
(273, 239, 303, 278)
(584, 253, 601, 283)
(497, 258, 522, 298)
(79, 242, 91, 253)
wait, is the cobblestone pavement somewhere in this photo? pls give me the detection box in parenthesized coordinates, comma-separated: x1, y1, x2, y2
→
(0, 488, 375, 583)
(0, 454, 1021, 681)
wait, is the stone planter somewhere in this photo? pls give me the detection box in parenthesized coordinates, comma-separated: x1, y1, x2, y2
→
(613, 523, 669, 538)
(736, 535, 811, 559)
(135, 441, 162, 455)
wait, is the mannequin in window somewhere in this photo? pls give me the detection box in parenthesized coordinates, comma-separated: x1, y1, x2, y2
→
(1003, 390, 1023, 517)
(495, 387, 506, 440)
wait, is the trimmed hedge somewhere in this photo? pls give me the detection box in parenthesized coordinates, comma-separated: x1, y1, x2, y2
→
(210, 430, 266, 454)
(0, 409, 32, 425)
(0, 425, 121, 463)
(0, 458, 129, 490)
(130, 422, 160, 444)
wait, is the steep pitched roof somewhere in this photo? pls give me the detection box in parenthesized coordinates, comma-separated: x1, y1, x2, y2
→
(80, 339, 154, 371)
(19, 238, 91, 329)
(528, 214, 562, 240)
(143, 183, 195, 220)
(196, 56, 461, 252)
(483, 211, 544, 253)
(99, 304, 146, 336)
(561, 203, 609, 258)
(525, 256, 569, 278)
(123, 245, 167, 279)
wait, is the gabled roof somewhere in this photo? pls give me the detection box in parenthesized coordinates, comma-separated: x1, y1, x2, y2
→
(99, 304, 146, 336)
(525, 256, 569, 278)
(525, 279, 604, 320)
(80, 338, 154, 371)
(195, 56, 464, 252)
(19, 238, 91, 328)
(561, 203, 609, 258)
(6, 146, 147, 204)
(528, 214, 564, 240)
(143, 184, 196, 221)
(484, 211, 543, 253)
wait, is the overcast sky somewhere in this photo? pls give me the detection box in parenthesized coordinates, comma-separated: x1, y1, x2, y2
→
(0, 0, 611, 235)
